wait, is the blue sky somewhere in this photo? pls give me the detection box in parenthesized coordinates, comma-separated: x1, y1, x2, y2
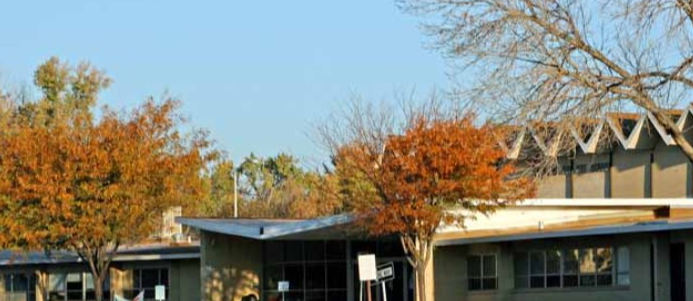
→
(0, 0, 448, 165)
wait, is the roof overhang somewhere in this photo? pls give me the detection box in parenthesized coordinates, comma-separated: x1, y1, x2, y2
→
(176, 213, 355, 240)
(435, 218, 693, 246)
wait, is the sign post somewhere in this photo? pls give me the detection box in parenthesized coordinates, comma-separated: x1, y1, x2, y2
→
(375, 262, 395, 301)
(357, 254, 377, 301)
(278, 281, 289, 301)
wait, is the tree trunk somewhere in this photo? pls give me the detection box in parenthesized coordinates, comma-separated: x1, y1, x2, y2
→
(93, 274, 104, 301)
(415, 264, 428, 301)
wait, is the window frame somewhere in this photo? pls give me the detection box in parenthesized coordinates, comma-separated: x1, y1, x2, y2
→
(466, 253, 498, 291)
(513, 246, 629, 291)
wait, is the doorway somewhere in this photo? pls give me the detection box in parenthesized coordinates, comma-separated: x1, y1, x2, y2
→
(670, 243, 685, 301)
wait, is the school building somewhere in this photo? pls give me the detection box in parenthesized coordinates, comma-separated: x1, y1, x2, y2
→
(6, 108, 693, 301)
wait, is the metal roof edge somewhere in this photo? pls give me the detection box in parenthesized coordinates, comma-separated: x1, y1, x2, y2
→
(435, 219, 693, 246)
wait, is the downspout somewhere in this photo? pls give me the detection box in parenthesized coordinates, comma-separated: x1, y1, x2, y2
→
(651, 236, 658, 301)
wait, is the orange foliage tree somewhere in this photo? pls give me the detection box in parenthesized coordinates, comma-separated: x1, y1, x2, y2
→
(323, 99, 534, 301)
(0, 59, 213, 301)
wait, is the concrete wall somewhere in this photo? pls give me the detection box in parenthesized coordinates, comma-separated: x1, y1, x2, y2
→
(200, 231, 263, 301)
(434, 233, 659, 301)
(572, 153, 609, 198)
(652, 142, 691, 198)
(611, 148, 649, 198)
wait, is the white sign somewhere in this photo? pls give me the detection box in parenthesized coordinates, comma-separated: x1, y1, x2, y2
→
(278, 281, 290, 292)
(357, 254, 377, 281)
(155, 285, 166, 301)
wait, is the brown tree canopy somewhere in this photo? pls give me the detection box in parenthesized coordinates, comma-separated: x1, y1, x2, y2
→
(400, 0, 693, 161)
(321, 98, 534, 301)
(0, 58, 213, 301)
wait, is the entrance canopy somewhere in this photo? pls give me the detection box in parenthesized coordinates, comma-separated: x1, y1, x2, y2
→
(176, 214, 355, 240)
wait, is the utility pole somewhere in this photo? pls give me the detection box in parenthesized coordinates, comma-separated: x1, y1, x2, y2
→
(233, 171, 238, 218)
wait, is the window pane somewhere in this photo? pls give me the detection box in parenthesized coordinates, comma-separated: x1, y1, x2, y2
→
(482, 278, 497, 290)
(66, 273, 81, 291)
(50, 273, 67, 292)
(4, 275, 11, 291)
(327, 290, 347, 301)
(305, 241, 325, 262)
(563, 250, 578, 274)
(377, 240, 404, 258)
(617, 274, 630, 286)
(326, 241, 346, 260)
(264, 265, 283, 290)
(580, 275, 596, 287)
(285, 241, 304, 262)
(546, 251, 561, 274)
(141, 269, 159, 288)
(529, 276, 545, 288)
(563, 275, 578, 287)
(514, 253, 528, 277)
(595, 248, 613, 274)
(160, 269, 169, 286)
(306, 263, 326, 290)
(483, 255, 496, 277)
(467, 256, 481, 278)
(547, 275, 561, 288)
(468, 279, 481, 291)
(265, 241, 285, 263)
(579, 249, 596, 275)
(306, 290, 326, 301)
(514, 277, 529, 289)
(597, 274, 613, 286)
(326, 263, 346, 289)
(530, 252, 545, 275)
(13, 274, 29, 292)
(66, 292, 82, 301)
(285, 264, 304, 290)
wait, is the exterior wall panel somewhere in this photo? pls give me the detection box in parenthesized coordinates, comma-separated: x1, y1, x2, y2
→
(611, 148, 648, 198)
(652, 142, 691, 198)
(200, 231, 262, 301)
(434, 233, 653, 301)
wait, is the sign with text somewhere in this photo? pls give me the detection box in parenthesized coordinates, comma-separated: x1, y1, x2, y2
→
(376, 262, 395, 282)
(278, 281, 290, 292)
(155, 285, 166, 301)
(357, 254, 377, 281)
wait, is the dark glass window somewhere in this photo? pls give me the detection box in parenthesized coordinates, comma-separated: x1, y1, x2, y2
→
(285, 241, 304, 262)
(263, 240, 348, 300)
(326, 263, 346, 289)
(514, 247, 625, 290)
(306, 263, 326, 290)
(305, 241, 326, 261)
(467, 254, 497, 291)
(265, 241, 285, 263)
(130, 268, 168, 300)
(326, 241, 346, 260)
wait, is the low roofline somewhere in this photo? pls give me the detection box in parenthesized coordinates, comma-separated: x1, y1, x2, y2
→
(516, 198, 693, 207)
(435, 218, 693, 246)
(176, 213, 355, 240)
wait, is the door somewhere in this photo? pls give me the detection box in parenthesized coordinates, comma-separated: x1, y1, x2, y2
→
(670, 243, 686, 301)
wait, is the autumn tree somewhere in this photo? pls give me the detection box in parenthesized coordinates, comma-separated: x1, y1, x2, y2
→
(320, 98, 533, 301)
(399, 0, 693, 162)
(0, 58, 213, 301)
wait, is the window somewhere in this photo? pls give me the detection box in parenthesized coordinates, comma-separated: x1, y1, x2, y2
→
(48, 273, 109, 301)
(3, 273, 36, 301)
(514, 246, 629, 290)
(467, 254, 497, 291)
(263, 241, 348, 301)
(129, 269, 168, 300)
